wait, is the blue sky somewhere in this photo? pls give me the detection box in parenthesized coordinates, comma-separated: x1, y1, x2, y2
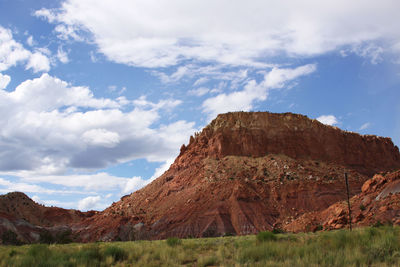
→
(0, 0, 399, 211)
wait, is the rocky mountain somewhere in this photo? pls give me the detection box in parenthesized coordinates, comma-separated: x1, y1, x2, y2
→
(75, 112, 400, 241)
(1, 111, 400, 244)
(0, 192, 96, 244)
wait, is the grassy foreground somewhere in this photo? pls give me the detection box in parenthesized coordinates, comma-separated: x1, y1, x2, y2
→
(0, 226, 399, 266)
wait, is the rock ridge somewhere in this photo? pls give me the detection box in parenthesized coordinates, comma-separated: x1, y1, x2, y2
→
(177, 112, 400, 176)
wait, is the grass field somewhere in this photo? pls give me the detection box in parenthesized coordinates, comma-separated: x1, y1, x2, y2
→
(0, 226, 399, 266)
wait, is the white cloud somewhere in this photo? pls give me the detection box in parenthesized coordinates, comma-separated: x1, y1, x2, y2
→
(193, 77, 209, 87)
(0, 26, 51, 73)
(264, 64, 317, 88)
(25, 52, 51, 72)
(0, 177, 88, 195)
(188, 87, 209, 97)
(202, 64, 316, 119)
(132, 95, 182, 111)
(316, 115, 338, 126)
(359, 122, 371, 130)
(148, 158, 174, 183)
(152, 65, 251, 93)
(56, 46, 69, 63)
(35, 1, 400, 67)
(0, 73, 11, 89)
(153, 65, 191, 83)
(26, 36, 34, 46)
(31, 195, 41, 203)
(0, 73, 195, 176)
(3, 172, 141, 194)
(122, 176, 148, 195)
(350, 43, 384, 64)
(78, 195, 101, 211)
(0, 26, 31, 71)
(82, 129, 120, 148)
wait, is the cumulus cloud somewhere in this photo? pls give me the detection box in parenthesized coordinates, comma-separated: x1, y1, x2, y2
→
(0, 73, 196, 176)
(0, 26, 50, 72)
(202, 64, 316, 119)
(78, 195, 101, 210)
(35, 0, 400, 67)
(82, 129, 120, 148)
(316, 115, 338, 126)
(0, 73, 11, 89)
(25, 52, 51, 72)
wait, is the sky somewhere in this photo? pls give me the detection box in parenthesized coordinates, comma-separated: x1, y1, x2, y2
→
(0, 0, 399, 211)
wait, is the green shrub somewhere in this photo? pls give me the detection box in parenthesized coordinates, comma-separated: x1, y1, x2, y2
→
(104, 246, 127, 262)
(272, 228, 285, 234)
(314, 225, 323, 232)
(9, 249, 17, 257)
(359, 204, 366, 211)
(167, 237, 182, 246)
(256, 231, 277, 242)
(55, 229, 73, 244)
(373, 221, 384, 228)
(1, 230, 22, 245)
(39, 231, 54, 244)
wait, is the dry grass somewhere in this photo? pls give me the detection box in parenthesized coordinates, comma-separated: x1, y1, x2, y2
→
(0, 226, 399, 266)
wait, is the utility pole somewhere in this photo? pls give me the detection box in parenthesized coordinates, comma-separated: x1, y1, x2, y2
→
(344, 172, 352, 231)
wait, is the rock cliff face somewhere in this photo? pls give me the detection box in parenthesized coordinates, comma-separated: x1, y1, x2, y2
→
(74, 112, 400, 241)
(1, 111, 399, 243)
(179, 112, 400, 176)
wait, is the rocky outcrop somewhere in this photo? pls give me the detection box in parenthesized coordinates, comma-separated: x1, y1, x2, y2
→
(286, 170, 400, 232)
(74, 112, 400, 241)
(178, 112, 400, 176)
(0, 192, 95, 244)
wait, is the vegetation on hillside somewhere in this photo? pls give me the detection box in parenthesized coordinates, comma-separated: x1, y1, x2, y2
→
(0, 226, 399, 266)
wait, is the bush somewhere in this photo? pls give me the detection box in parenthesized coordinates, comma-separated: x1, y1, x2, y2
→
(314, 225, 323, 232)
(104, 246, 127, 262)
(55, 229, 73, 244)
(359, 204, 366, 211)
(39, 231, 54, 244)
(373, 221, 384, 228)
(256, 231, 277, 242)
(167, 237, 182, 246)
(1, 230, 22, 245)
(272, 228, 285, 234)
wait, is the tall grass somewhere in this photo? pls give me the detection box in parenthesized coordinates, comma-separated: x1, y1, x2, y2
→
(0, 226, 398, 266)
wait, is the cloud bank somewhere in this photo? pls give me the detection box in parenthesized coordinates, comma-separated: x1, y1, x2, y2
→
(0, 73, 195, 175)
(35, 0, 400, 67)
